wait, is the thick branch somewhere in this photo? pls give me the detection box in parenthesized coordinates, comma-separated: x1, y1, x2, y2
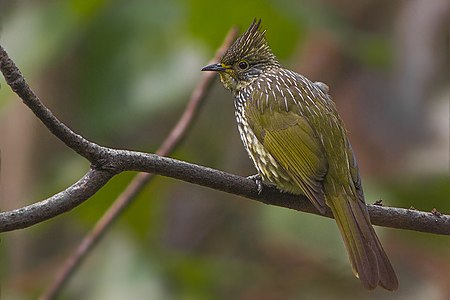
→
(0, 42, 449, 236)
(116, 150, 450, 235)
(1, 149, 448, 235)
(0, 169, 113, 231)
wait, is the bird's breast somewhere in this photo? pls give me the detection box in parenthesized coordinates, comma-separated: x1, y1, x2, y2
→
(234, 92, 302, 195)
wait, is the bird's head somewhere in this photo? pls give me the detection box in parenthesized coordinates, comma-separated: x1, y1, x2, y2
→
(202, 19, 280, 92)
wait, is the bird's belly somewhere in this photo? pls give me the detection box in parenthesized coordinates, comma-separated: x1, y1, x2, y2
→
(237, 122, 303, 195)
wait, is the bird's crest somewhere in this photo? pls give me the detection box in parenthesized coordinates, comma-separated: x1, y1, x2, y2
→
(221, 19, 278, 66)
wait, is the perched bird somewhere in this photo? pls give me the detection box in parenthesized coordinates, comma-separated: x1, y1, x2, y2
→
(202, 19, 398, 290)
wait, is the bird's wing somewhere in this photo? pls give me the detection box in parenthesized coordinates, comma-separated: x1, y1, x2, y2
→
(346, 140, 366, 204)
(246, 105, 328, 213)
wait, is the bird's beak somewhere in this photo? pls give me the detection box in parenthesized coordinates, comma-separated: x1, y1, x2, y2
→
(201, 63, 226, 72)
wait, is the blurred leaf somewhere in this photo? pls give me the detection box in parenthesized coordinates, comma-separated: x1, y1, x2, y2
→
(186, 0, 300, 58)
(351, 33, 393, 69)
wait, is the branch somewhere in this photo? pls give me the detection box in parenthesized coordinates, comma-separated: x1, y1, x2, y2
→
(1, 147, 448, 235)
(0, 169, 113, 231)
(0, 38, 449, 238)
(110, 150, 450, 236)
(39, 27, 239, 300)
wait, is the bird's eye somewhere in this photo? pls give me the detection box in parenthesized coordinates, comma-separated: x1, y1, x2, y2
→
(238, 61, 249, 70)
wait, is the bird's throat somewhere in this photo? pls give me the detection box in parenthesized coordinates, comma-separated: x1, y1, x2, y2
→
(219, 72, 238, 92)
(219, 72, 253, 94)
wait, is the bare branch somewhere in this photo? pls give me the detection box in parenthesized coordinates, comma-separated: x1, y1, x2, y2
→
(0, 33, 449, 239)
(39, 27, 239, 300)
(0, 169, 113, 231)
(2, 148, 447, 235)
(116, 150, 450, 236)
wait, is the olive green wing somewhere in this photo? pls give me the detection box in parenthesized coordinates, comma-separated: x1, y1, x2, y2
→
(346, 140, 365, 204)
(247, 107, 328, 214)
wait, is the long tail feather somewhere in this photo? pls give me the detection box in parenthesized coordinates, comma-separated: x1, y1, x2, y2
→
(327, 194, 398, 290)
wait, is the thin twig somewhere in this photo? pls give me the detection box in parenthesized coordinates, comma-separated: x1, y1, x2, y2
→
(38, 27, 239, 300)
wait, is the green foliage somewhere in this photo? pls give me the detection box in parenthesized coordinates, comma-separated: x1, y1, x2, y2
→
(186, 0, 300, 58)
(387, 175, 450, 214)
(347, 33, 393, 69)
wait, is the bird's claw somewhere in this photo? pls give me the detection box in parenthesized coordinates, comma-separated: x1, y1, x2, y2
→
(247, 174, 263, 194)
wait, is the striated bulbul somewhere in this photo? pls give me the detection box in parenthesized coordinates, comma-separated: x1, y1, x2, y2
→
(202, 19, 398, 290)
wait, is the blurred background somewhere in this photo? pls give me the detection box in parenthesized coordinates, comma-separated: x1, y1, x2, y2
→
(0, 0, 449, 299)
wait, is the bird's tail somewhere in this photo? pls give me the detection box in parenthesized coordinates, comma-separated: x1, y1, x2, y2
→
(327, 194, 398, 291)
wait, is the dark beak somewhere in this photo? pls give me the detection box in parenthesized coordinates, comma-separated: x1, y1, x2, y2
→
(201, 63, 226, 72)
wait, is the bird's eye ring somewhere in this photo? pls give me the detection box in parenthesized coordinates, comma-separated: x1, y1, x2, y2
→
(238, 61, 249, 70)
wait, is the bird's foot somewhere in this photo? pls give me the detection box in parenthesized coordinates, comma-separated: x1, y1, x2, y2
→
(247, 174, 263, 194)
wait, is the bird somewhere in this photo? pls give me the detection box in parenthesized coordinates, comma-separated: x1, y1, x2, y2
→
(201, 19, 398, 290)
